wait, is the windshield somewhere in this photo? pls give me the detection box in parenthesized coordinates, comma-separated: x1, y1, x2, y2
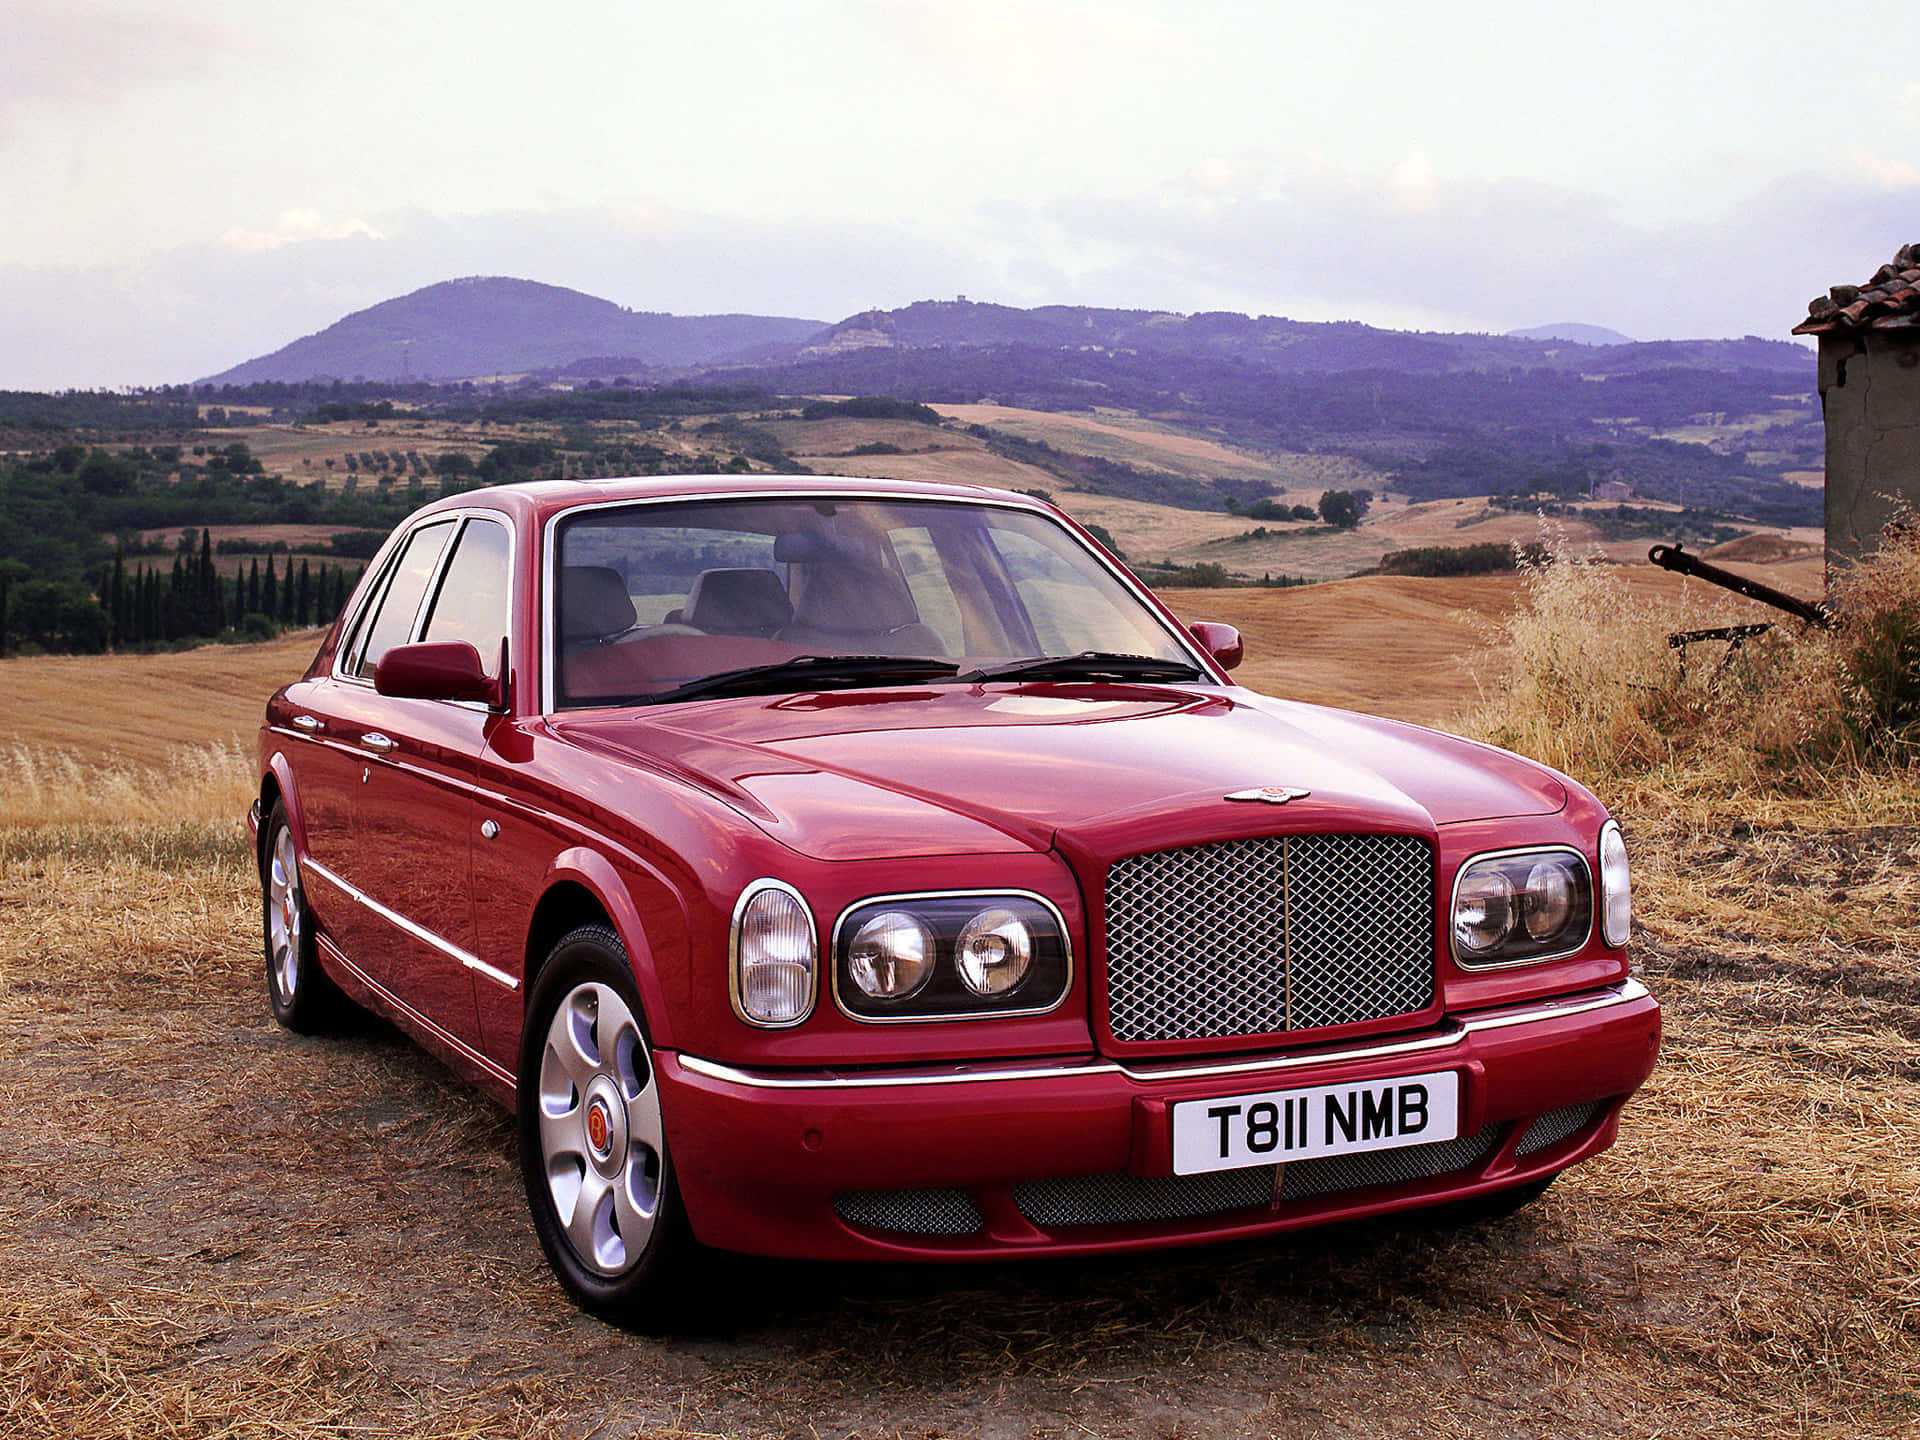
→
(550, 496, 1199, 709)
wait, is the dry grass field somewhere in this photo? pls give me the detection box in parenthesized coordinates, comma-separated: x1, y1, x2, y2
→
(2, 552, 1916, 1438)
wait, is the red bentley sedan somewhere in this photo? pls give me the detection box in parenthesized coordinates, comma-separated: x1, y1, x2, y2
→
(251, 473, 1659, 1322)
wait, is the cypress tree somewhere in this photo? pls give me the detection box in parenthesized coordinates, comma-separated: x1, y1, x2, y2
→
(279, 557, 295, 621)
(297, 560, 312, 626)
(247, 557, 261, 616)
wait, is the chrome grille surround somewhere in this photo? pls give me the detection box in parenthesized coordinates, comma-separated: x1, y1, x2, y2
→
(832, 1188, 984, 1236)
(1104, 833, 1435, 1044)
(1014, 1167, 1277, 1228)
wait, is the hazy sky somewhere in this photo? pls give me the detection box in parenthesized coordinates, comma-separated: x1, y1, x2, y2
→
(4, 0, 1917, 389)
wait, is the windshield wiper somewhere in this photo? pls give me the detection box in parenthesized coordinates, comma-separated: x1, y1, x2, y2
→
(957, 652, 1205, 685)
(646, 654, 960, 705)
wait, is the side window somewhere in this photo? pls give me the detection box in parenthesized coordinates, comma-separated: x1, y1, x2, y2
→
(346, 520, 455, 679)
(420, 518, 511, 678)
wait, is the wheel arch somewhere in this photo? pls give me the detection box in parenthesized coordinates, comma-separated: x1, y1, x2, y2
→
(530, 847, 675, 1049)
(256, 752, 303, 872)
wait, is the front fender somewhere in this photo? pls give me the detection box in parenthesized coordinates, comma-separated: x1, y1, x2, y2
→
(538, 845, 679, 1050)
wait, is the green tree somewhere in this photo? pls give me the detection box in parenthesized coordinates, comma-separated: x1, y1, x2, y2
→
(1318, 489, 1367, 530)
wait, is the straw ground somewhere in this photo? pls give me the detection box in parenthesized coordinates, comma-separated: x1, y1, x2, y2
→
(1, 562, 1916, 1438)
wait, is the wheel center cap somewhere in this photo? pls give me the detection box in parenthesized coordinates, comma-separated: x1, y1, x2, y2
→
(586, 1099, 612, 1157)
(581, 1076, 628, 1175)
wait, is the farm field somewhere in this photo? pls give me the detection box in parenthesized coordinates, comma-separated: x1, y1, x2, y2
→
(2, 560, 1914, 1438)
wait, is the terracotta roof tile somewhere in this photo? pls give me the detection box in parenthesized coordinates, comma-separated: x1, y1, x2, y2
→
(1795, 243, 1920, 334)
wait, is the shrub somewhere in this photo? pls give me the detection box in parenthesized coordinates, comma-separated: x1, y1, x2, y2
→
(1468, 526, 1920, 791)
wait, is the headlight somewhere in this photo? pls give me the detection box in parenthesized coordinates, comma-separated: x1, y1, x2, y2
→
(834, 892, 1070, 1020)
(1599, 820, 1631, 948)
(956, 908, 1033, 996)
(731, 882, 817, 1027)
(847, 911, 935, 1000)
(1451, 848, 1592, 967)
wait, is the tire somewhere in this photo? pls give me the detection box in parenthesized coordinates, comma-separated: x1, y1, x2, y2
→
(518, 924, 700, 1325)
(261, 800, 346, 1033)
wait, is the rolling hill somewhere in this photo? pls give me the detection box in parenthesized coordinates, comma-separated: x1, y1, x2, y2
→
(200, 277, 828, 385)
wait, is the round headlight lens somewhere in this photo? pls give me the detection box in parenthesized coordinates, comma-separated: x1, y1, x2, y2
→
(734, 885, 815, 1026)
(1599, 820, 1631, 947)
(1454, 869, 1516, 954)
(847, 911, 935, 1000)
(1522, 858, 1576, 940)
(955, 908, 1033, 996)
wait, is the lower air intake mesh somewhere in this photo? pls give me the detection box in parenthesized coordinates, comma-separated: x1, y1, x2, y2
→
(833, 1188, 984, 1236)
(1014, 1167, 1277, 1228)
(1516, 1101, 1604, 1156)
(1278, 1124, 1504, 1201)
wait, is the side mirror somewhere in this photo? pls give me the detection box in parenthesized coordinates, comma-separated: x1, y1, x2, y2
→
(1186, 621, 1244, 672)
(374, 641, 503, 707)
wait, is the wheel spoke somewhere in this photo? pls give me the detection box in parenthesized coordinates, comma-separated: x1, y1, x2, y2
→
(536, 1092, 588, 1167)
(560, 1167, 613, 1263)
(611, 1149, 659, 1253)
(542, 986, 610, 1102)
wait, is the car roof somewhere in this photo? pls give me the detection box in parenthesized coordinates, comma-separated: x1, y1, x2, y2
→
(405, 472, 1043, 530)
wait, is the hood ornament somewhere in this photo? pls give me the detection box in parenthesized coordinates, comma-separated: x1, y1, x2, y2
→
(1225, 785, 1312, 805)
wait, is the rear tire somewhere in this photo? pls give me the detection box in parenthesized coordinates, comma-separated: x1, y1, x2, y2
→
(518, 924, 702, 1326)
(261, 801, 346, 1033)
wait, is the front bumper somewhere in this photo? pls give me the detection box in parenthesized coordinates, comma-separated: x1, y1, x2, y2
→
(660, 979, 1661, 1261)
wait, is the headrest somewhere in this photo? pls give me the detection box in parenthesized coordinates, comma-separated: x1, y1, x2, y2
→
(560, 565, 636, 641)
(789, 563, 917, 633)
(684, 568, 793, 636)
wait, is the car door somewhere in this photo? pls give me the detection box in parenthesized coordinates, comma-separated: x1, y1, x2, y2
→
(290, 518, 459, 981)
(312, 513, 513, 1051)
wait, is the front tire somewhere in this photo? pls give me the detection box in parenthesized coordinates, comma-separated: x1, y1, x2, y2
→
(261, 801, 345, 1033)
(518, 925, 699, 1324)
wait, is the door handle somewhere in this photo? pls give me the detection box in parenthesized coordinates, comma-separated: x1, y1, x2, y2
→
(291, 714, 322, 732)
(359, 732, 397, 755)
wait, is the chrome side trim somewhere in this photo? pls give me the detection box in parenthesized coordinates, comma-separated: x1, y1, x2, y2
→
(305, 857, 521, 992)
(317, 933, 515, 1088)
(676, 979, 1652, 1092)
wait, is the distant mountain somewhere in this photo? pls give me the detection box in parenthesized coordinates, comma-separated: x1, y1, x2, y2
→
(202, 280, 1813, 388)
(781, 299, 1804, 376)
(1506, 323, 1636, 346)
(201, 277, 827, 384)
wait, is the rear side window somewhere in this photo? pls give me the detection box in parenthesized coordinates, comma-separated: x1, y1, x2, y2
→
(343, 520, 455, 679)
(421, 518, 512, 679)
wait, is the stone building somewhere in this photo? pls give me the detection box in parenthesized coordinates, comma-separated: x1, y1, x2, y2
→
(1794, 243, 1920, 566)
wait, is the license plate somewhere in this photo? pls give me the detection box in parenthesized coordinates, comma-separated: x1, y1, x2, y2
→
(1171, 1070, 1460, 1176)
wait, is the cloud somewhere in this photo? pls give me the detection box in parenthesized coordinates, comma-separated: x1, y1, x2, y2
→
(218, 211, 387, 254)
(0, 3, 240, 133)
(854, 0, 1206, 115)
(1030, 162, 1920, 341)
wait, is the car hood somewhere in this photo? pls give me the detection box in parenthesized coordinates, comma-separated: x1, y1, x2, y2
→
(551, 683, 1569, 863)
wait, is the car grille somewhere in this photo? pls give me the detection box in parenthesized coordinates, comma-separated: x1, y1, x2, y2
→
(1104, 833, 1435, 1044)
